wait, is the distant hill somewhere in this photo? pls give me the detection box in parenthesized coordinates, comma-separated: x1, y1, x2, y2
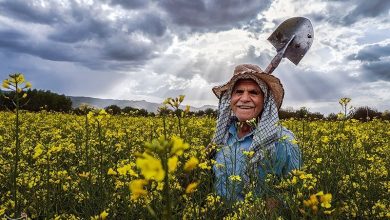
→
(68, 96, 216, 113)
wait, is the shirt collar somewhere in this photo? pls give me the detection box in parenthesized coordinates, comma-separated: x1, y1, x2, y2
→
(228, 122, 255, 141)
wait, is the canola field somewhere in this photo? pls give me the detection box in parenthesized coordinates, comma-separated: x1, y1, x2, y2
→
(0, 110, 389, 219)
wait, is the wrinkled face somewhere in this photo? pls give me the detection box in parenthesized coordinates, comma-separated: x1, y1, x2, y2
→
(231, 79, 264, 122)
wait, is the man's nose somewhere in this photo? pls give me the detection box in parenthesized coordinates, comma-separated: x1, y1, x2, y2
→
(240, 91, 250, 101)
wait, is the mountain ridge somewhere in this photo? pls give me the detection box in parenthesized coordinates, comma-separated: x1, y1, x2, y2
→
(68, 96, 216, 113)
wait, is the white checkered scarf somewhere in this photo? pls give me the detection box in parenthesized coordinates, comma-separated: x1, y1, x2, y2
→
(211, 75, 282, 163)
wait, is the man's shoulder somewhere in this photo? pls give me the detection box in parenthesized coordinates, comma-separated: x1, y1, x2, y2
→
(279, 126, 297, 141)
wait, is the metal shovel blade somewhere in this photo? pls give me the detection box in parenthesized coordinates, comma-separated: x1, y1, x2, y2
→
(265, 17, 313, 74)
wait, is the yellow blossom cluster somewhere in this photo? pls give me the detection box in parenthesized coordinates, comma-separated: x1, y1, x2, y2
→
(0, 104, 388, 219)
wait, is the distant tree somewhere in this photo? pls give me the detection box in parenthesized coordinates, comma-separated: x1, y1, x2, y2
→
(295, 107, 310, 119)
(279, 108, 295, 119)
(105, 105, 122, 115)
(157, 105, 173, 116)
(122, 106, 139, 114)
(351, 106, 382, 122)
(326, 113, 338, 121)
(307, 112, 324, 120)
(137, 108, 149, 117)
(194, 110, 205, 117)
(194, 108, 217, 117)
(381, 110, 390, 120)
(121, 106, 150, 116)
(204, 108, 217, 117)
(73, 103, 95, 115)
(279, 107, 324, 120)
(0, 89, 72, 112)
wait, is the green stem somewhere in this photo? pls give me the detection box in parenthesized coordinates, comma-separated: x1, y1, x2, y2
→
(162, 150, 171, 220)
(98, 121, 103, 187)
(163, 116, 167, 139)
(178, 115, 182, 138)
(85, 114, 90, 171)
(12, 81, 20, 217)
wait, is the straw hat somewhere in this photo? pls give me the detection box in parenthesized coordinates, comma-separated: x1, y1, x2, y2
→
(212, 64, 285, 109)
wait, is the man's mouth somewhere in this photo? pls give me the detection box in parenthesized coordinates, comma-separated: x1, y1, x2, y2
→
(237, 105, 254, 109)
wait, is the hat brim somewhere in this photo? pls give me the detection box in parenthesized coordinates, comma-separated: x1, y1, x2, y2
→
(212, 72, 285, 109)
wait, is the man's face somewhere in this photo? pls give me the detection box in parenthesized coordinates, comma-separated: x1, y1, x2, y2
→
(231, 79, 264, 122)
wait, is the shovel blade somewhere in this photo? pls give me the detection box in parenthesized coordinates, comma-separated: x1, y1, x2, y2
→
(268, 17, 314, 65)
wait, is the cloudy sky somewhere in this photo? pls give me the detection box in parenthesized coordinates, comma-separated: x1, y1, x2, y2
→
(0, 0, 389, 114)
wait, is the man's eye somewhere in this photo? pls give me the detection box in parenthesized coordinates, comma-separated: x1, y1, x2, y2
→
(235, 90, 244, 94)
(249, 90, 260, 95)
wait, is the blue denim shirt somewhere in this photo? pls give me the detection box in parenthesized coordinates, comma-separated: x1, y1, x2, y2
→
(213, 123, 302, 200)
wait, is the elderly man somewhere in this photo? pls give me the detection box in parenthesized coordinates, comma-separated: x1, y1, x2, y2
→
(210, 64, 301, 200)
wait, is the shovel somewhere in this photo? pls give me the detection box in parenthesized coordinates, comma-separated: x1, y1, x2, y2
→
(264, 17, 314, 74)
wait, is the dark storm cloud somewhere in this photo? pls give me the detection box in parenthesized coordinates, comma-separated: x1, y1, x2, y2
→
(108, 0, 149, 9)
(0, 29, 26, 46)
(48, 4, 167, 42)
(0, 1, 62, 24)
(313, 0, 390, 26)
(130, 14, 167, 37)
(158, 0, 272, 31)
(341, 0, 390, 25)
(48, 17, 112, 43)
(0, 29, 77, 62)
(347, 43, 390, 82)
(0, 53, 128, 97)
(103, 37, 156, 61)
(0, 1, 171, 70)
(361, 61, 390, 82)
(348, 43, 390, 62)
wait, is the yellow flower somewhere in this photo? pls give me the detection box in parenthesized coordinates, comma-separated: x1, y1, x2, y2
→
(99, 210, 109, 220)
(183, 157, 199, 172)
(33, 144, 43, 159)
(321, 136, 329, 144)
(78, 172, 90, 178)
(320, 193, 332, 208)
(185, 105, 190, 113)
(129, 169, 138, 177)
(312, 205, 318, 213)
(316, 158, 323, 163)
(324, 209, 335, 215)
(242, 150, 254, 157)
(229, 175, 242, 182)
(117, 164, 137, 177)
(107, 168, 117, 175)
(178, 95, 185, 102)
(168, 156, 178, 173)
(303, 195, 319, 207)
(15, 74, 25, 83)
(185, 182, 198, 194)
(291, 176, 298, 184)
(25, 82, 32, 88)
(2, 79, 10, 89)
(198, 162, 211, 170)
(136, 153, 165, 181)
(129, 179, 148, 200)
(337, 112, 345, 120)
(171, 136, 189, 156)
(0, 207, 5, 216)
